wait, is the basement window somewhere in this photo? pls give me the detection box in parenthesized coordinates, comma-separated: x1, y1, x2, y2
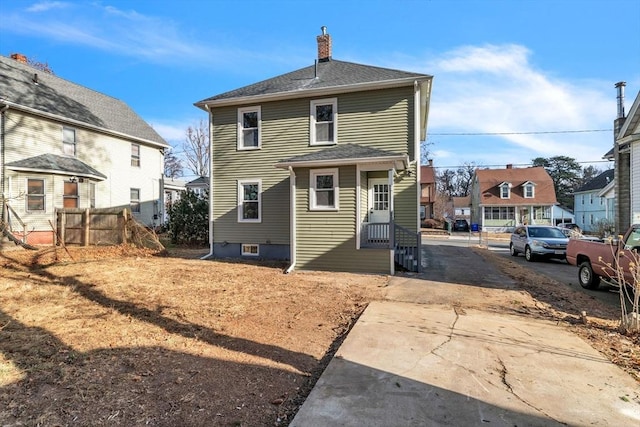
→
(242, 244, 259, 256)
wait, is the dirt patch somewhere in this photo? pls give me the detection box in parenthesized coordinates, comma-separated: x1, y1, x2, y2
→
(0, 243, 638, 427)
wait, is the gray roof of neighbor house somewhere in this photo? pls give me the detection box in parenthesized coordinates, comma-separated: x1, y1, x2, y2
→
(6, 154, 107, 180)
(0, 55, 168, 148)
(575, 169, 615, 192)
(195, 59, 432, 107)
(186, 176, 209, 187)
(276, 143, 408, 169)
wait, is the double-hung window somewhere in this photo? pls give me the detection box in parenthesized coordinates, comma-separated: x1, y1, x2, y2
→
(63, 127, 76, 156)
(27, 179, 45, 211)
(523, 182, 534, 198)
(131, 143, 140, 167)
(499, 183, 511, 199)
(310, 98, 337, 145)
(130, 188, 141, 213)
(63, 181, 79, 208)
(238, 179, 261, 222)
(238, 106, 261, 150)
(310, 169, 339, 210)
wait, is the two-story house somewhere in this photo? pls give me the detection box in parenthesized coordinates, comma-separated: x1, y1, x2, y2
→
(420, 160, 436, 221)
(573, 169, 615, 232)
(195, 28, 432, 274)
(0, 54, 169, 245)
(469, 165, 558, 232)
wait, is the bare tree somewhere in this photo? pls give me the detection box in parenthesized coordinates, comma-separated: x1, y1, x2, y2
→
(164, 149, 183, 178)
(183, 119, 210, 177)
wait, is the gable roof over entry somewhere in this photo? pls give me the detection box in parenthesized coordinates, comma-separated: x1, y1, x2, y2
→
(7, 154, 107, 180)
(275, 143, 409, 170)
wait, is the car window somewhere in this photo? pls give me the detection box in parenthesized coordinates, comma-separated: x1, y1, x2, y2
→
(624, 228, 640, 249)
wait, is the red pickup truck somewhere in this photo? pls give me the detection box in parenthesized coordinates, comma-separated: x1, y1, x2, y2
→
(566, 224, 640, 289)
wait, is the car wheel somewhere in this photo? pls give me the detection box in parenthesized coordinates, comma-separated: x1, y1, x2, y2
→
(509, 243, 518, 257)
(524, 246, 535, 262)
(578, 262, 601, 290)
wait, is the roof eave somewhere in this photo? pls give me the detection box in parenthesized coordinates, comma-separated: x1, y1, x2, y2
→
(195, 76, 432, 110)
(275, 154, 409, 170)
(6, 165, 107, 181)
(1, 101, 169, 149)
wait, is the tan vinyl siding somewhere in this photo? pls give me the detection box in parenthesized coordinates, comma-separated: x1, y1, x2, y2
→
(393, 163, 419, 232)
(295, 166, 389, 274)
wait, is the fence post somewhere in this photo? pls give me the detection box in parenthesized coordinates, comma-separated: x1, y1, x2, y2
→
(119, 209, 128, 244)
(59, 211, 66, 245)
(83, 208, 90, 246)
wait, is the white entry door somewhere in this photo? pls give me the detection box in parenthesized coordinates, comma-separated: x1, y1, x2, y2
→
(369, 178, 390, 223)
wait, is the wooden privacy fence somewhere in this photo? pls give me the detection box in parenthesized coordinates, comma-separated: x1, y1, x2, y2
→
(56, 208, 130, 246)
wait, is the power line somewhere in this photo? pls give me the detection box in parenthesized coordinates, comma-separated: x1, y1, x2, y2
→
(429, 129, 613, 136)
(431, 159, 613, 169)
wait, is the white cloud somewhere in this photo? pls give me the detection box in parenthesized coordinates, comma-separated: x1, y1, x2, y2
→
(26, 1, 69, 13)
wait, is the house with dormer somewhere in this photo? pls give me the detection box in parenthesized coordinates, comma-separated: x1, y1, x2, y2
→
(195, 28, 432, 274)
(0, 54, 169, 245)
(469, 165, 558, 232)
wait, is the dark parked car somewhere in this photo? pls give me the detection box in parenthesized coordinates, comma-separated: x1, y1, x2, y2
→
(510, 225, 569, 262)
(453, 219, 469, 232)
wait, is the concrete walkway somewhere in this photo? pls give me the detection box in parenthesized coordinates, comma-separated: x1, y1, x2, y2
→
(290, 246, 640, 426)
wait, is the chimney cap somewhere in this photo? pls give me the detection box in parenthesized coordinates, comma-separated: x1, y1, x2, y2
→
(321, 26, 327, 35)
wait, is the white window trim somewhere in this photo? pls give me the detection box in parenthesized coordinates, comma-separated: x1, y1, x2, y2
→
(63, 127, 76, 157)
(310, 168, 339, 211)
(237, 179, 262, 223)
(241, 244, 260, 256)
(26, 178, 46, 212)
(237, 106, 262, 150)
(523, 183, 535, 198)
(310, 98, 338, 146)
(499, 183, 511, 199)
(130, 188, 141, 214)
(131, 143, 141, 167)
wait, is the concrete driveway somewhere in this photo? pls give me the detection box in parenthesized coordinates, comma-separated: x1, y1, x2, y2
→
(290, 245, 640, 426)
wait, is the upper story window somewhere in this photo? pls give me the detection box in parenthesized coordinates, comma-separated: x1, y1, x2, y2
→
(131, 143, 140, 167)
(238, 106, 261, 150)
(63, 181, 78, 208)
(238, 179, 261, 222)
(130, 188, 140, 213)
(523, 181, 535, 198)
(89, 182, 96, 208)
(63, 127, 76, 156)
(310, 168, 339, 210)
(27, 178, 45, 211)
(499, 182, 511, 199)
(310, 98, 337, 146)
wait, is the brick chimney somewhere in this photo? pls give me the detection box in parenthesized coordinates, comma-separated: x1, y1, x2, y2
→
(316, 26, 332, 62)
(10, 53, 27, 63)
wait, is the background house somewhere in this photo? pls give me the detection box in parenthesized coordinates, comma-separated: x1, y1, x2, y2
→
(163, 177, 186, 223)
(195, 27, 432, 274)
(420, 160, 436, 221)
(0, 54, 169, 245)
(469, 165, 558, 232)
(453, 196, 470, 219)
(185, 176, 209, 198)
(573, 169, 615, 232)
(612, 84, 640, 233)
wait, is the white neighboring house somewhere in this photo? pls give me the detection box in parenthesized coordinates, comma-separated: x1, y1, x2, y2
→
(163, 177, 187, 223)
(185, 176, 209, 198)
(572, 170, 615, 232)
(0, 54, 169, 245)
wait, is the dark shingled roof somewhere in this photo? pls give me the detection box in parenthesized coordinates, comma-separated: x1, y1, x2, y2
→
(575, 169, 614, 192)
(7, 154, 107, 180)
(0, 55, 168, 147)
(277, 143, 405, 165)
(196, 59, 431, 105)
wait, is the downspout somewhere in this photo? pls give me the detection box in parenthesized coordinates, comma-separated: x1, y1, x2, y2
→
(388, 168, 395, 276)
(201, 105, 215, 260)
(0, 104, 8, 222)
(414, 80, 421, 231)
(284, 166, 297, 273)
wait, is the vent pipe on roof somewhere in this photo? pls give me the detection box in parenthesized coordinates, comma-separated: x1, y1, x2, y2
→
(615, 81, 626, 119)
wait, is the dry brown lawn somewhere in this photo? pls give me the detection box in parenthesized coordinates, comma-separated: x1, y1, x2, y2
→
(0, 243, 638, 427)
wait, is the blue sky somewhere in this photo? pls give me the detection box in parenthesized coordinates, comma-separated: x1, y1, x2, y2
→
(1, 0, 639, 178)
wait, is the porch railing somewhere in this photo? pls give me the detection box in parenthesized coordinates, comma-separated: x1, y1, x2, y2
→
(360, 222, 421, 272)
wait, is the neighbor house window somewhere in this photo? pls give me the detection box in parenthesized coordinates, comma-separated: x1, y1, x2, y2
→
(130, 188, 140, 213)
(523, 182, 535, 198)
(533, 206, 550, 220)
(310, 98, 337, 145)
(499, 183, 511, 199)
(238, 179, 261, 222)
(484, 206, 514, 220)
(242, 244, 259, 256)
(310, 168, 339, 210)
(131, 143, 140, 167)
(63, 181, 78, 208)
(63, 127, 76, 156)
(237, 106, 261, 150)
(26, 179, 45, 211)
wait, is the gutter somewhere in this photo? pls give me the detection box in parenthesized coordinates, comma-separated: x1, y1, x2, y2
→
(201, 105, 215, 260)
(0, 104, 7, 221)
(284, 166, 297, 273)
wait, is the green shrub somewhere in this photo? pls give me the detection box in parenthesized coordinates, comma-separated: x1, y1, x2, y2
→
(166, 190, 208, 245)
